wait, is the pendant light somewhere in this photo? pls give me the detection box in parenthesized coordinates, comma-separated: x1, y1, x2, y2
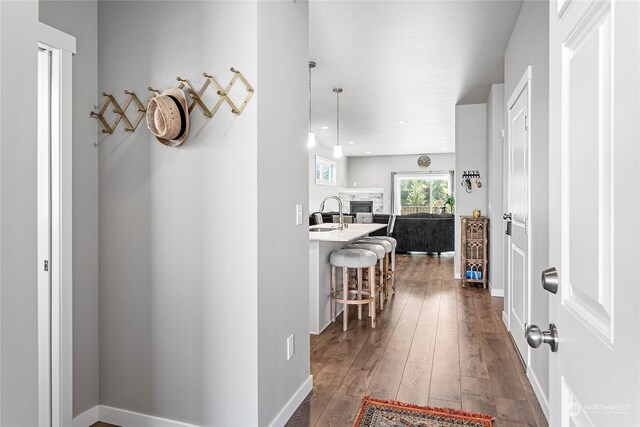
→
(307, 61, 317, 148)
(333, 87, 343, 158)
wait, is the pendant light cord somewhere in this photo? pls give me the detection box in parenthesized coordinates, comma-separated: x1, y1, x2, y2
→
(336, 89, 340, 147)
(308, 66, 312, 133)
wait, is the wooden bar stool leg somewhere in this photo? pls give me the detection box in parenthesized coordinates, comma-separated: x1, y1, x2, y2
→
(369, 266, 376, 328)
(357, 268, 363, 320)
(379, 259, 385, 311)
(367, 267, 374, 318)
(382, 254, 389, 299)
(369, 266, 377, 318)
(391, 250, 396, 295)
(343, 267, 349, 332)
(331, 265, 336, 323)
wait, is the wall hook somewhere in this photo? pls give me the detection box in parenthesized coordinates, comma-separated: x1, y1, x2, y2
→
(91, 67, 254, 138)
(90, 90, 147, 134)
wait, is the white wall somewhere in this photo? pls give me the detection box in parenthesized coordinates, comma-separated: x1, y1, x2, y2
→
(454, 104, 487, 276)
(486, 84, 505, 296)
(346, 153, 455, 213)
(256, 1, 310, 425)
(99, 2, 309, 425)
(0, 2, 40, 425)
(39, 0, 100, 417)
(308, 143, 348, 213)
(504, 0, 550, 414)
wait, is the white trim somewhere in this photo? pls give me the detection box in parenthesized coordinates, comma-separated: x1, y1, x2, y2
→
(454, 272, 461, 280)
(337, 187, 384, 194)
(37, 25, 75, 427)
(391, 171, 453, 215)
(502, 311, 509, 329)
(72, 406, 99, 427)
(489, 283, 504, 297)
(507, 66, 532, 109)
(268, 375, 313, 427)
(528, 368, 550, 420)
(70, 398, 333, 427)
(315, 155, 337, 185)
(506, 66, 533, 373)
(38, 22, 76, 54)
(99, 406, 199, 427)
(0, 4, 2, 423)
(37, 46, 52, 427)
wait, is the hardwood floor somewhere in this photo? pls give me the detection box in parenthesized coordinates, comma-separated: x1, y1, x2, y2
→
(286, 253, 547, 427)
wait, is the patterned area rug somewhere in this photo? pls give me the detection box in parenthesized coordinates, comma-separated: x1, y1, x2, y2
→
(353, 396, 494, 427)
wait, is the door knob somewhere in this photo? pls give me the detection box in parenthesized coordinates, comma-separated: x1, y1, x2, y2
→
(503, 213, 512, 220)
(541, 267, 559, 294)
(525, 324, 559, 352)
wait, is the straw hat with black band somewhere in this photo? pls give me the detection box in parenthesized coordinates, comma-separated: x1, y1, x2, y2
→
(146, 87, 190, 147)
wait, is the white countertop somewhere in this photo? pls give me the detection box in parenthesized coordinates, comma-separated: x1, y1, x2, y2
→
(309, 223, 387, 242)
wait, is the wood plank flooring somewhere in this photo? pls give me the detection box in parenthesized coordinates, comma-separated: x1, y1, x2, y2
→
(286, 253, 547, 427)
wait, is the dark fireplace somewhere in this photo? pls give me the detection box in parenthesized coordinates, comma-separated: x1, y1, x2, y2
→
(350, 201, 373, 213)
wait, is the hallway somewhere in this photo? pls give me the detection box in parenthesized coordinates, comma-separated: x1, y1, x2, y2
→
(287, 254, 547, 426)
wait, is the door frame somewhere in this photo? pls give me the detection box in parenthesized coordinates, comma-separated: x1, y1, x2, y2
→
(505, 66, 533, 370)
(37, 22, 75, 427)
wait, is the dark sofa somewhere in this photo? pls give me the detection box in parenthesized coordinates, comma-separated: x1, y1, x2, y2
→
(391, 213, 454, 253)
(309, 211, 454, 253)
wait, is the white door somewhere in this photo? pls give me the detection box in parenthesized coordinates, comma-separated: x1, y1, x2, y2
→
(506, 70, 531, 365)
(548, 0, 640, 424)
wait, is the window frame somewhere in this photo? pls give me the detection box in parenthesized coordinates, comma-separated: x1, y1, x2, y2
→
(315, 155, 337, 186)
(391, 171, 453, 215)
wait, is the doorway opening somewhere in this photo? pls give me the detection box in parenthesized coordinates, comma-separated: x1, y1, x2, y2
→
(504, 67, 532, 370)
(37, 23, 75, 427)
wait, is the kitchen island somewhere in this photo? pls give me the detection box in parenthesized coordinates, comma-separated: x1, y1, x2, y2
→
(309, 223, 387, 334)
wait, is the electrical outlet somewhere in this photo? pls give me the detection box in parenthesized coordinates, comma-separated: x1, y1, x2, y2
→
(295, 204, 303, 225)
(287, 334, 295, 360)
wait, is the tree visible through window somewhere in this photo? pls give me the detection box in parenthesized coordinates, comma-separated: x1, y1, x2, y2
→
(395, 175, 450, 215)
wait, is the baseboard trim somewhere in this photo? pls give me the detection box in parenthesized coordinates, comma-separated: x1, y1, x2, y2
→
(268, 374, 313, 427)
(73, 404, 201, 427)
(73, 406, 99, 427)
(489, 283, 504, 297)
(527, 368, 550, 420)
(72, 376, 314, 427)
(454, 272, 461, 280)
(502, 311, 509, 329)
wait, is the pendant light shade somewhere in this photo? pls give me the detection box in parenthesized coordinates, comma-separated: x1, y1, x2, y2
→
(307, 61, 316, 148)
(333, 87, 343, 158)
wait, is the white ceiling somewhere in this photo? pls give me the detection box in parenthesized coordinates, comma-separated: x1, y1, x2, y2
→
(309, 0, 523, 156)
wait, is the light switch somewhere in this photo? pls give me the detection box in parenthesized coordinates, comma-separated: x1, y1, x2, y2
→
(296, 204, 303, 225)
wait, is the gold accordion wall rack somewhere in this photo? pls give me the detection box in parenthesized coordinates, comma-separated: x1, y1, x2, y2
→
(90, 67, 254, 135)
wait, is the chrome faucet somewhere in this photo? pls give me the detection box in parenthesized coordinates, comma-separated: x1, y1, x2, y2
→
(319, 195, 347, 230)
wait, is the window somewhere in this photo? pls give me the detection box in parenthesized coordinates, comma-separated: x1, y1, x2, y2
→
(315, 155, 337, 185)
(393, 173, 452, 215)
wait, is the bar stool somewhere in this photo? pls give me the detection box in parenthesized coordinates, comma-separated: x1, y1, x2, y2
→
(362, 236, 397, 295)
(345, 242, 386, 310)
(358, 238, 393, 299)
(330, 248, 378, 331)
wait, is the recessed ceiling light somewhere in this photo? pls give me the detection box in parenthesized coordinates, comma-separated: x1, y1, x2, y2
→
(348, 141, 355, 145)
(440, 136, 446, 140)
(366, 151, 372, 154)
(397, 120, 407, 125)
(442, 147, 447, 150)
(321, 125, 330, 130)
